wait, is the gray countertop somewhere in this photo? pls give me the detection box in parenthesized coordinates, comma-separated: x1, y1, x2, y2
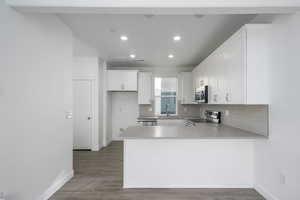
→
(121, 123, 267, 139)
(137, 116, 202, 120)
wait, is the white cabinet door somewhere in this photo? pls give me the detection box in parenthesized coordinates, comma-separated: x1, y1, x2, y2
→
(245, 24, 270, 104)
(207, 51, 219, 104)
(226, 29, 245, 104)
(107, 70, 123, 91)
(123, 70, 138, 91)
(192, 65, 200, 94)
(192, 24, 269, 105)
(207, 28, 244, 104)
(138, 72, 152, 104)
(217, 42, 228, 104)
(180, 72, 194, 104)
(215, 47, 224, 104)
(107, 70, 138, 91)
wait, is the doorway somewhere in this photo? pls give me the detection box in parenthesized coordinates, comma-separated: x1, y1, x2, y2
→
(73, 79, 93, 150)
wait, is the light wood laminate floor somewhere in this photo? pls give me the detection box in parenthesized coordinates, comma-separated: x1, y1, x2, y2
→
(50, 141, 265, 200)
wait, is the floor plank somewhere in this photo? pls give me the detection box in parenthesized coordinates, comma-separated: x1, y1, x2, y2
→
(50, 141, 265, 200)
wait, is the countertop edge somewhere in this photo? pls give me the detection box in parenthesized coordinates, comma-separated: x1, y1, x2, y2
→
(120, 124, 268, 140)
(121, 136, 267, 140)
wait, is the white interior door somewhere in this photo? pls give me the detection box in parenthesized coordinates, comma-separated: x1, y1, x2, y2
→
(73, 80, 92, 150)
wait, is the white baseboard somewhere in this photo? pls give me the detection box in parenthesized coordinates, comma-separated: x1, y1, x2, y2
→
(124, 185, 253, 189)
(38, 170, 74, 200)
(254, 184, 279, 200)
(92, 145, 100, 151)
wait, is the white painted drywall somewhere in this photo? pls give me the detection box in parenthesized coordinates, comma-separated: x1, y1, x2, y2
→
(102, 62, 113, 146)
(124, 139, 254, 188)
(73, 57, 99, 77)
(0, 2, 73, 200)
(105, 92, 113, 144)
(98, 60, 105, 148)
(111, 92, 138, 140)
(72, 36, 99, 57)
(254, 13, 300, 200)
(73, 57, 101, 150)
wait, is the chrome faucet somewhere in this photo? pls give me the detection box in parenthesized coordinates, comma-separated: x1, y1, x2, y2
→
(165, 104, 170, 117)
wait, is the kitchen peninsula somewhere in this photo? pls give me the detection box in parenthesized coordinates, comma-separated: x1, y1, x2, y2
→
(121, 123, 266, 188)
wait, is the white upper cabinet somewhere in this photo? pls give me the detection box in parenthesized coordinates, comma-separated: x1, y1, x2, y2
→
(192, 24, 270, 105)
(138, 72, 152, 104)
(107, 70, 138, 91)
(244, 25, 270, 104)
(180, 72, 194, 104)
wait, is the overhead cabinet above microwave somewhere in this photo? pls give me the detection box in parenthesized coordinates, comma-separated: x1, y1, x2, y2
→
(138, 72, 153, 104)
(179, 72, 194, 104)
(192, 24, 270, 105)
(107, 70, 138, 91)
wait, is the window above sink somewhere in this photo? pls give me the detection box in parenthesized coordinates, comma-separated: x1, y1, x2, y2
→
(154, 77, 178, 116)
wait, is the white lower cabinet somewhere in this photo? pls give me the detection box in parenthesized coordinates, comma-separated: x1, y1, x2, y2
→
(138, 72, 152, 104)
(192, 24, 270, 105)
(107, 70, 138, 91)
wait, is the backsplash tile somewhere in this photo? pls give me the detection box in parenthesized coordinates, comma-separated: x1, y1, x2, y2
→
(139, 104, 155, 117)
(177, 102, 201, 117)
(139, 103, 269, 137)
(200, 104, 269, 136)
(139, 101, 201, 117)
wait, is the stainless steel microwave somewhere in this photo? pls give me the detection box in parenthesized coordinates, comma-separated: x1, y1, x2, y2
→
(195, 85, 208, 103)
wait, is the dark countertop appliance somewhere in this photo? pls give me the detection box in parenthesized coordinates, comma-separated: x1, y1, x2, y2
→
(195, 85, 208, 103)
(204, 110, 221, 124)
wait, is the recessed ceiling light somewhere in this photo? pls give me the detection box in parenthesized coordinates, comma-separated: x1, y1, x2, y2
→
(130, 54, 136, 59)
(168, 54, 174, 59)
(120, 35, 128, 41)
(173, 35, 181, 41)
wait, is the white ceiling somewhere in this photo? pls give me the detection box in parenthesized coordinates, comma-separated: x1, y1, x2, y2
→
(59, 14, 255, 69)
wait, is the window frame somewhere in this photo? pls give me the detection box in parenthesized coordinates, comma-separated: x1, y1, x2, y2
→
(153, 76, 178, 116)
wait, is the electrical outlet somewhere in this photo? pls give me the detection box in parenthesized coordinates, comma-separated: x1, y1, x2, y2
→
(280, 173, 286, 185)
(148, 107, 153, 112)
(225, 110, 230, 116)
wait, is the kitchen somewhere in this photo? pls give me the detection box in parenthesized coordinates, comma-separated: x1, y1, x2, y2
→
(68, 14, 272, 199)
(103, 24, 269, 189)
(2, 1, 300, 199)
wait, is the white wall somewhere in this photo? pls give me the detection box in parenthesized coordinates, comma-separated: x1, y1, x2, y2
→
(254, 13, 300, 200)
(72, 36, 98, 57)
(98, 60, 105, 147)
(105, 92, 113, 144)
(73, 57, 99, 77)
(0, 2, 73, 200)
(111, 92, 138, 140)
(101, 62, 114, 146)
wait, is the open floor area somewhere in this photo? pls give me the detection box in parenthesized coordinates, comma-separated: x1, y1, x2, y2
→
(50, 142, 265, 200)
